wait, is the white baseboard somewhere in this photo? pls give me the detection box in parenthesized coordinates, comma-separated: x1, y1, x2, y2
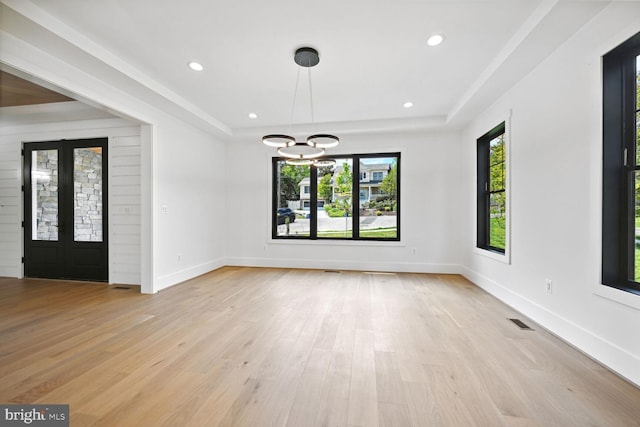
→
(154, 258, 226, 293)
(460, 266, 640, 388)
(224, 257, 461, 274)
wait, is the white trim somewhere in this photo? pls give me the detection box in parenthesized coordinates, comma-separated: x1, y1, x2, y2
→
(593, 284, 640, 311)
(267, 239, 404, 248)
(140, 124, 154, 294)
(0, 118, 138, 137)
(447, 0, 559, 123)
(107, 136, 113, 283)
(225, 257, 460, 275)
(473, 246, 508, 263)
(155, 258, 226, 292)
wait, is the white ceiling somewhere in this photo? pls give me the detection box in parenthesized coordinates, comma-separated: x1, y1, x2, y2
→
(2, 0, 613, 137)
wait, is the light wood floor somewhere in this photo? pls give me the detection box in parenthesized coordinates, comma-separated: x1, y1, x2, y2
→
(1, 267, 639, 426)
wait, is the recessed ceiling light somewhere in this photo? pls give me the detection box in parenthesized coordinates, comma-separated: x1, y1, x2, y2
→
(427, 34, 445, 47)
(188, 61, 204, 71)
(403, 102, 414, 108)
(248, 112, 258, 119)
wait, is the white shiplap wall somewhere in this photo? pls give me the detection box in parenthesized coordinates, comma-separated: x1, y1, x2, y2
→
(0, 118, 142, 284)
(109, 135, 141, 284)
(0, 139, 21, 277)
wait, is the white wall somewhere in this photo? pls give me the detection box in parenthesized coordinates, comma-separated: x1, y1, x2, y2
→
(226, 130, 464, 273)
(460, 3, 640, 386)
(154, 121, 227, 291)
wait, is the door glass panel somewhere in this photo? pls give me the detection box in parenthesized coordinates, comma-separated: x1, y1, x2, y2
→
(31, 150, 59, 241)
(74, 147, 103, 242)
(318, 159, 352, 238)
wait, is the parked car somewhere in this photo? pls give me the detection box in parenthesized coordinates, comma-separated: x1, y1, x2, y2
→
(276, 208, 296, 225)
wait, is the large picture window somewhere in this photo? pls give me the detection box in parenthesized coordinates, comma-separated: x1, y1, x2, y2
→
(272, 153, 400, 241)
(602, 31, 640, 294)
(477, 122, 507, 254)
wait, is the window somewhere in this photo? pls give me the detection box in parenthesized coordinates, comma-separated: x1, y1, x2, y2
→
(477, 122, 507, 254)
(372, 171, 384, 181)
(273, 163, 310, 237)
(272, 153, 400, 240)
(602, 31, 640, 294)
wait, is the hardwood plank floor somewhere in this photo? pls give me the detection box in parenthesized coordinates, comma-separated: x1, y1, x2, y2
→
(1, 267, 639, 426)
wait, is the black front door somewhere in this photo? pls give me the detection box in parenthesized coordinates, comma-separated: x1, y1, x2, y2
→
(24, 138, 108, 281)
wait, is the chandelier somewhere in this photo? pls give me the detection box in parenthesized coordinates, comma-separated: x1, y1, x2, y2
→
(262, 47, 339, 165)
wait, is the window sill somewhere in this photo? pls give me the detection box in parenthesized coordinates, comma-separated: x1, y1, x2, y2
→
(593, 283, 640, 311)
(474, 246, 510, 264)
(269, 238, 404, 248)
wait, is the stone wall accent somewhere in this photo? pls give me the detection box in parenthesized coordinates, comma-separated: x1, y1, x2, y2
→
(35, 150, 59, 241)
(73, 148, 103, 242)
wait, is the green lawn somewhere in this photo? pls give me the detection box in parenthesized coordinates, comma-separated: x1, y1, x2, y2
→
(317, 228, 397, 238)
(636, 244, 640, 282)
(633, 211, 640, 282)
(489, 217, 506, 250)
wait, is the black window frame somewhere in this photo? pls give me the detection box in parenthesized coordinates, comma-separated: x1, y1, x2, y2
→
(272, 152, 401, 241)
(477, 122, 507, 254)
(602, 31, 640, 294)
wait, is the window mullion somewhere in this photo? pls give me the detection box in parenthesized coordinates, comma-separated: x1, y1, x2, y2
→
(352, 155, 360, 238)
(310, 165, 318, 239)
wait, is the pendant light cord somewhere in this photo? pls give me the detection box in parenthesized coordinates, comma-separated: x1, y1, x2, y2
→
(288, 66, 302, 137)
(308, 64, 315, 134)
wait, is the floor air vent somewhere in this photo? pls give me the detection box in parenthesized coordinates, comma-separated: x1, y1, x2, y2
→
(324, 270, 341, 274)
(113, 286, 132, 290)
(509, 318, 534, 330)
